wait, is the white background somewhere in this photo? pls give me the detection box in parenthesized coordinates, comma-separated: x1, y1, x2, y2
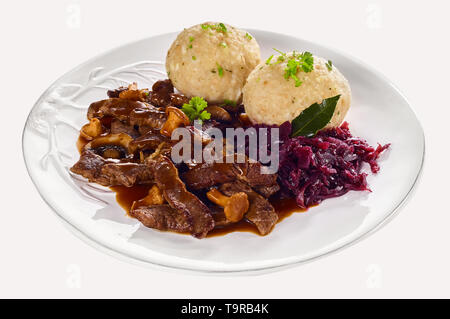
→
(1, 0, 448, 298)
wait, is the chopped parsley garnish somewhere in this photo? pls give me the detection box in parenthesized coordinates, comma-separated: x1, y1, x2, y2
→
(245, 33, 252, 40)
(220, 42, 227, 48)
(265, 55, 274, 65)
(273, 48, 287, 64)
(266, 49, 314, 87)
(181, 97, 211, 123)
(201, 23, 227, 33)
(326, 60, 333, 71)
(216, 63, 224, 77)
(187, 37, 194, 49)
(216, 23, 227, 33)
(192, 56, 196, 60)
(285, 59, 303, 87)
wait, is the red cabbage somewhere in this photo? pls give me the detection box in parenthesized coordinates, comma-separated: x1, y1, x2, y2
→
(254, 121, 390, 208)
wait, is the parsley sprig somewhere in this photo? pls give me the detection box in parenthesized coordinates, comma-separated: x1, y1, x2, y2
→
(181, 97, 211, 123)
(267, 49, 314, 87)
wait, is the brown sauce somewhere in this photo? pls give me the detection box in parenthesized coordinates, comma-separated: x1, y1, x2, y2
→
(76, 136, 89, 153)
(110, 185, 307, 237)
(78, 132, 307, 237)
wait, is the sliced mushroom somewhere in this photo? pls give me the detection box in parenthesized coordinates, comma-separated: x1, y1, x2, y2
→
(132, 185, 165, 209)
(80, 118, 102, 140)
(118, 82, 150, 101)
(205, 105, 231, 122)
(84, 133, 134, 159)
(160, 106, 190, 137)
(206, 188, 249, 223)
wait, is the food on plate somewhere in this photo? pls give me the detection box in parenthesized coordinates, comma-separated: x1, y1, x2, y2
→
(253, 121, 390, 208)
(243, 51, 351, 127)
(166, 22, 261, 103)
(70, 22, 390, 239)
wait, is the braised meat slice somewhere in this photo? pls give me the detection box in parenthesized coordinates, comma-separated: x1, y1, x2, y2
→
(253, 184, 280, 198)
(70, 150, 153, 187)
(110, 119, 139, 138)
(87, 98, 148, 121)
(129, 129, 170, 152)
(148, 156, 215, 238)
(70, 150, 111, 185)
(87, 98, 167, 130)
(182, 162, 240, 190)
(130, 204, 193, 233)
(208, 205, 234, 227)
(101, 162, 153, 187)
(128, 107, 167, 130)
(182, 159, 279, 198)
(241, 161, 278, 188)
(219, 181, 278, 235)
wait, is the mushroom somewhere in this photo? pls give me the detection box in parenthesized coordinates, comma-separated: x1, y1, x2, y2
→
(140, 185, 165, 206)
(118, 82, 150, 101)
(206, 188, 249, 223)
(84, 133, 134, 159)
(205, 105, 232, 122)
(160, 106, 190, 137)
(130, 185, 165, 211)
(80, 118, 102, 140)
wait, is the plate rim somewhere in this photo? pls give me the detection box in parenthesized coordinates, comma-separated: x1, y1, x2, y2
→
(22, 29, 426, 274)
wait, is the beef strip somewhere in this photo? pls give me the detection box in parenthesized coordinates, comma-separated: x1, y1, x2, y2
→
(70, 150, 153, 187)
(182, 159, 279, 198)
(219, 181, 278, 235)
(70, 150, 111, 185)
(128, 107, 166, 130)
(130, 204, 193, 233)
(147, 155, 214, 238)
(129, 129, 171, 152)
(87, 98, 167, 130)
(182, 162, 240, 190)
(253, 184, 280, 198)
(101, 162, 153, 186)
(208, 205, 234, 227)
(87, 98, 148, 121)
(110, 119, 139, 138)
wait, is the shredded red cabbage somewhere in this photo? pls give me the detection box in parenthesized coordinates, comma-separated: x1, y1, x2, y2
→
(253, 121, 390, 208)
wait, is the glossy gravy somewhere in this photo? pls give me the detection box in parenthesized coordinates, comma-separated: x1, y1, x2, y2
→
(110, 184, 307, 237)
(80, 135, 307, 237)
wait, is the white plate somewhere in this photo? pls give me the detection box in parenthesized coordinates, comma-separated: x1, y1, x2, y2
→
(22, 30, 424, 274)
